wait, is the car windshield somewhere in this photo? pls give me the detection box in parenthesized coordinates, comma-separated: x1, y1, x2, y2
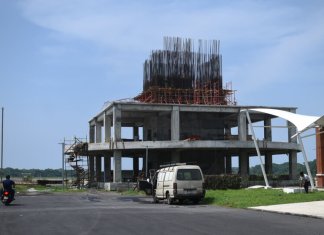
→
(176, 169, 202, 181)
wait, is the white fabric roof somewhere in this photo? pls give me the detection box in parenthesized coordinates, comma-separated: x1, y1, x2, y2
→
(249, 108, 324, 133)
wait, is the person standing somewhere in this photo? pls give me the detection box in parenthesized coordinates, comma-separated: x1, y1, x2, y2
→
(299, 171, 310, 193)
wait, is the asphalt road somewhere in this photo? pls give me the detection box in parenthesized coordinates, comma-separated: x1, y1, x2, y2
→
(0, 190, 323, 235)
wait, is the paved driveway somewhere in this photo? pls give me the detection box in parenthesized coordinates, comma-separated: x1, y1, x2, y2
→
(0, 191, 323, 235)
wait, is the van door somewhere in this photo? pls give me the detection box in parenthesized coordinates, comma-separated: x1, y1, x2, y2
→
(156, 172, 165, 198)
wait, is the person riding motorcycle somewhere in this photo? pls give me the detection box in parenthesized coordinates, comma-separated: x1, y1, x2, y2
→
(2, 175, 15, 200)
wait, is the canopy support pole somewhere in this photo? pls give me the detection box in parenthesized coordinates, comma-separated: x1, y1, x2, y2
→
(245, 110, 270, 188)
(297, 134, 315, 190)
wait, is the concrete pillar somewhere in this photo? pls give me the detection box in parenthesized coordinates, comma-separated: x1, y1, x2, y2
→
(238, 111, 249, 176)
(95, 156, 102, 182)
(113, 105, 121, 141)
(264, 118, 272, 174)
(104, 155, 111, 182)
(288, 115, 298, 179)
(224, 125, 231, 140)
(316, 127, 324, 187)
(238, 111, 247, 141)
(95, 122, 102, 143)
(112, 105, 122, 182)
(104, 115, 111, 143)
(171, 106, 180, 141)
(142, 155, 146, 175)
(289, 151, 297, 180)
(265, 154, 272, 175)
(133, 126, 139, 141)
(89, 125, 95, 144)
(239, 153, 249, 176)
(225, 155, 232, 174)
(133, 157, 139, 180)
(113, 150, 122, 182)
(89, 156, 95, 184)
(88, 124, 95, 183)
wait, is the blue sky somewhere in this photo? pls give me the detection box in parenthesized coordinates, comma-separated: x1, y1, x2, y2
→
(1, 0, 323, 169)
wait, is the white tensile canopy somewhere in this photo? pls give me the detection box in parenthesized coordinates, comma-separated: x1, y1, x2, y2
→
(250, 108, 324, 133)
(244, 108, 324, 189)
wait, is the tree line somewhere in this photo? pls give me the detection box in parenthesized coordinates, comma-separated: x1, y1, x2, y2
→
(249, 159, 317, 176)
(0, 168, 75, 178)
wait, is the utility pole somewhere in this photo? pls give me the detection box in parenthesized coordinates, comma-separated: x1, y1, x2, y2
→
(59, 140, 65, 191)
(1, 107, 4, 182)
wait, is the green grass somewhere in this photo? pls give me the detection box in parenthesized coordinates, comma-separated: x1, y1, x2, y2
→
(203, 189, 324, 208)
(120, 189, 147, 196)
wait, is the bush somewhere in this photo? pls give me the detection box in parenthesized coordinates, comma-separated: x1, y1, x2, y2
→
(204, 175, 241, 189)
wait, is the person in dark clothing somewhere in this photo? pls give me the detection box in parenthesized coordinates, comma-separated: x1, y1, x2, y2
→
(2, 175, 15, 200)
(299, 171, 310, 193)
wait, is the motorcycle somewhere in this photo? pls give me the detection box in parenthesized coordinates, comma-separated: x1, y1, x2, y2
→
(1, 190, 13, 206)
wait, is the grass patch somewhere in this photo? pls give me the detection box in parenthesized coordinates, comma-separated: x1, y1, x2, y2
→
(120, 190, 146, 196)
(203, 189, 324, 208)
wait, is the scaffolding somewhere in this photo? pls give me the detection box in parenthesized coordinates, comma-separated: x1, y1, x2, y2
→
(64, 137, 89, 188)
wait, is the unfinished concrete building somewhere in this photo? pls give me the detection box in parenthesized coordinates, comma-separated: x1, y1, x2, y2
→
(82, 37, 301, 185)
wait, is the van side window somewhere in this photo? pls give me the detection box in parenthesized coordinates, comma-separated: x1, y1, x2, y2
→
(176, 169, 202, 181)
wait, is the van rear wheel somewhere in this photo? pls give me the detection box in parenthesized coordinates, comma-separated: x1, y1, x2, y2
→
(166, 193, 173, 205)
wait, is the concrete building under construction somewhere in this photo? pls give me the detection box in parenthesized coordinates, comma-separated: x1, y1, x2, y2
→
(65, 37, 324, 187)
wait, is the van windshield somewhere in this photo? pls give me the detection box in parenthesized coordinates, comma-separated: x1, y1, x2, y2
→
(176, 169, 202, 181)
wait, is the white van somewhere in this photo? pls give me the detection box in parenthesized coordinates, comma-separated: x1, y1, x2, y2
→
(152, 165, 205, 204)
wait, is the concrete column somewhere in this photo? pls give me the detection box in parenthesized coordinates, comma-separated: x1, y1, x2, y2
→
(239, 153, 249, 176)
(113, 105, 121, 141)
(171, 106, 180, 141)
(133, 157, 139, 180)
(225, 155, 232, 174)
(89, 124, 95, 185)
(133, 126, 139, 141)
(288, 115, 298, 179)
(95, 121, 102, 143)
(224, 125, 231, 140)
(89, 125, 95, 143)
(113, 150, 122, 182)
(95, 156, 102, 182)
(238, 111, 247, 141)
(264, 118, 272, 174)
(104, 115, 111, 143)
(316, 127, 324, 187)
(142, 155, 146, 175)
(289, 151, 297, 179)
(104, 155, 111, 182)
(112, 106, 122, 182)
(238, 111, 249, 176)
(89, 156, 95, 184)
